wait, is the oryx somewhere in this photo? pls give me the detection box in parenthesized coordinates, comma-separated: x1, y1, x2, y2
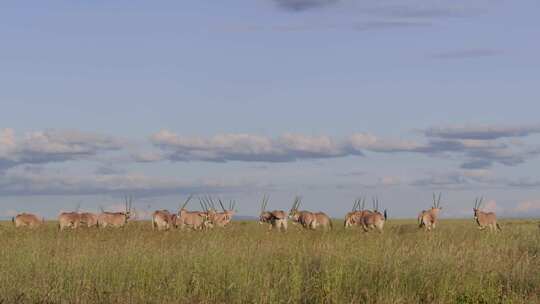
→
(361, 197, 387, 233)
(212, 198, 236, 228)
(289, 196, 317, 229)
(175, 195, 209, 230)
(344, 197, 371, 228)
(259, 195, 287, 231)
(289, 196, 331, 230)
(97, 195, 133, 228)
(79, 212, 99, 228)
(58, 211, 82, 231)
(13, 213, 44, 228)
(152, 209, 175, 231)
(314, 211, 332, 230)
(473, 197, 501, 232)
(418, 193, 443, 231)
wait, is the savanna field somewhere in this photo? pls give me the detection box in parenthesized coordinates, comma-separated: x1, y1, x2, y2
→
(0, 219, 538, 304)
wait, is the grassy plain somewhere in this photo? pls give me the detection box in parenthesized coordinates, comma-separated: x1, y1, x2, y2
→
(0, 219, 538, 303)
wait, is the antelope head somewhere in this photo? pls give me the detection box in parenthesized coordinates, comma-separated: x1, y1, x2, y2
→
(178, 194, 193, 215)
(289, 196, 302, 221)
(473, 197, 483, 219)
(124, 195, 133, 220)
(372, 197, 387, 220)
(216, 197, 235, 218)
(259, 195, 272, 224)
(225, 199, 236, 219)
(432, 192, 443, 210)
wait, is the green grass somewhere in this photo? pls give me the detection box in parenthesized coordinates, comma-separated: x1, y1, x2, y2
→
(0, 219, 538, 303)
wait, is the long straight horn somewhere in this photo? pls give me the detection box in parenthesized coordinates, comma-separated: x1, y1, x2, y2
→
(129, 195, 133, 212)
(219, 199, 226, 212)
(206, 196, 216, 210)
(293, 196, 302, 211)
(352, 199, 358, 212)
(376, 197, 380, 212)
(181, 194, 193, 210)
(437, 192, 442, 208)
(478, 197, 484, 209)
(260, 196, 266, 213)
(198, 197, 206, 212)
(433, 193, 437, 208)
(204, 196, 212, 210)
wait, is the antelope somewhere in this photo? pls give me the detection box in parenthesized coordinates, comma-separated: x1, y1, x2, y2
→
(79, 212, 99, 228)
(361, 197, 387, 233)
(13, 213, 44, 228)
(344, 197, 371, 228)
(289, 196, 318, 230)
(314, 211, 333, 230)
(259, 195, 288, 231)
(418, 193, 443, 231)
(152, 209, 175, 231)
(175, 195, 209, 230)
(97, 196, 133, 228)
(58, 212, 82, 231)
(212, 198, 236, 228)
(473, 197, 501, 232)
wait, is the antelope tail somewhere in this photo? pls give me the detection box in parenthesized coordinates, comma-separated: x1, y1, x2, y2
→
(329, 220, 333, 230)
(11, 216, 14, 224)
(496, 223, 502, 231)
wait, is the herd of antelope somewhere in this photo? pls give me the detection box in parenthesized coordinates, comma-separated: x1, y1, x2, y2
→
(11, 193, 504, 232)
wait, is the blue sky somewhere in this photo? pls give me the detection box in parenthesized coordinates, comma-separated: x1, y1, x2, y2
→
(1, 0, 539, 219)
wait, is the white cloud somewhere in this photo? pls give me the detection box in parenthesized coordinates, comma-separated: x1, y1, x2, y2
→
(0, 166, 257, 197)
(151, 130, 361, 163)
(150, 125, 540, 171)
(515, 200, 540, 213)
(482, 199, 500, 213)
(349, 133, 422, 152)
(425, 125, 540, 140)
(0, 129, 125, 169)
(379, 176, 401, 186)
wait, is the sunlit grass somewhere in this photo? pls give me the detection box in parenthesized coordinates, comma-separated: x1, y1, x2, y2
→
(0, 219, 538, 303)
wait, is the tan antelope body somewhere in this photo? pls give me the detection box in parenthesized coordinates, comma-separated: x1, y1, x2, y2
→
(289, 197, 329, 230)
(98, 196, 133, 228)
(361, 198, 387, 233)
(58, 212, 82, 230)
(13, 213, 44, 228)
(176, 209, 208, 230)
(211, 198, 236, 228)
(79, 212, 98, 228)
(418, 193, 443, 231)
(314, 212, 332, 230)
(174, 195, 210, 230)
(473, 197, 501, 232)
(344, 198, 370, 228)
(152, 210, 174, 231)
(259, 195, 287, 231)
